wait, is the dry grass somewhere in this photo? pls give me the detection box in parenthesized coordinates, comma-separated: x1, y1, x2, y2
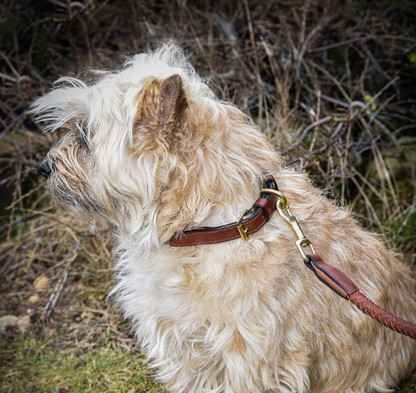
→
(1, 1, 416, 392)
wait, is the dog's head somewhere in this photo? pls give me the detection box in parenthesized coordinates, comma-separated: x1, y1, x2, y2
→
(31, 43, 280, 247)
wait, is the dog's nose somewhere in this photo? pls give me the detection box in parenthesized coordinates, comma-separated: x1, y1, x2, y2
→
(39, 160, 52, 178)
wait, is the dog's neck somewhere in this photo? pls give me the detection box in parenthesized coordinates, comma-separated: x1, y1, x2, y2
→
(166, 175, 278, 247)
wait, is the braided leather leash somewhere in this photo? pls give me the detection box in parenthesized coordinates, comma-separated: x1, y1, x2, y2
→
(261, 187, 416, 340)
(306, 254, 416, 339)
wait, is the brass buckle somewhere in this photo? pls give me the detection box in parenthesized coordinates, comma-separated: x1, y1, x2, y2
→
(237, 209, 250, 241)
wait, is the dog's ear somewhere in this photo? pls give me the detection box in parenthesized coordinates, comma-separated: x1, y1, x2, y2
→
(133, 74, 188, 149)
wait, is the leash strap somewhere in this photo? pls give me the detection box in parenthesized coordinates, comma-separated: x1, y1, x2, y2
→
(306, 253, 416, 339)
(260, 187, 416, 340)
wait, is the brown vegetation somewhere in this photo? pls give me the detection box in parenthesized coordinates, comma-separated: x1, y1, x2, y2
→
(1, 1, 416, 392)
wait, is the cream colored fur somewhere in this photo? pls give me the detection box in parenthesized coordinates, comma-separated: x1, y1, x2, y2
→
(32, 43, 416, 393)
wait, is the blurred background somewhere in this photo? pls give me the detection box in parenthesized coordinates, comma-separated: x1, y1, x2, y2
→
(1, 0, 415, 391)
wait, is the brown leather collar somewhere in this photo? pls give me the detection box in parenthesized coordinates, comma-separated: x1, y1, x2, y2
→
(168, 175, 278, 247)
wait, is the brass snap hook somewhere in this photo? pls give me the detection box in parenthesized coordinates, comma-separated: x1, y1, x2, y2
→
(261, 188, 315, 261)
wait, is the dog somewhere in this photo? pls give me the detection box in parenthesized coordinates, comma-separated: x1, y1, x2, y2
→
(32, 43, 416, 393)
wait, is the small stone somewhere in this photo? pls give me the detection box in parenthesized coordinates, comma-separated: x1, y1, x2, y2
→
(28, 294, 40, 303)
(0, 315, 17, 330)
(33, 276, 49, 289)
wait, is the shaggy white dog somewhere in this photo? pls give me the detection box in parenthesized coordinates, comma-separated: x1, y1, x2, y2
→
(32, 43, 416, 393)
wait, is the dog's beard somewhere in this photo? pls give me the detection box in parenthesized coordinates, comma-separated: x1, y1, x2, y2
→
(47, 171, 106, 217)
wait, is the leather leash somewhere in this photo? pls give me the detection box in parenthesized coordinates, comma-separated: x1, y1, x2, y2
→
(260, 186, 416, 340)
(168, 175, 416, 339)
(306, 254, 416, 339)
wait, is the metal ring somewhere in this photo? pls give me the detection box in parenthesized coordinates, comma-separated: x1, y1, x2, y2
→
(261, 188, 289, 208)
(296, 239, 316, 261)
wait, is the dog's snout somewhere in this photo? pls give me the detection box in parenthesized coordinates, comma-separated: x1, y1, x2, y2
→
(39, 159, 52, 179)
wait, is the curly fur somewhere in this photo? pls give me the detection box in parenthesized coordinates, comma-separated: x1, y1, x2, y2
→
(32, 42, 416, 393)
